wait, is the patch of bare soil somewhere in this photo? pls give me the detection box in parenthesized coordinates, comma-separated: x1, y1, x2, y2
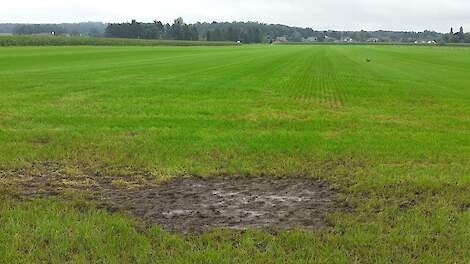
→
(1, 170, 338, 233)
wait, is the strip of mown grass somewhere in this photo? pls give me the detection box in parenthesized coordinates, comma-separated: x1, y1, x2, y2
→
(0, 35, 236, 47)
(0, 45, 469, 262)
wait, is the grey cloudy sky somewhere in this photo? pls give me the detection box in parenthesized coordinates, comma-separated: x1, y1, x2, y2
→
(1, 0, 469, 32)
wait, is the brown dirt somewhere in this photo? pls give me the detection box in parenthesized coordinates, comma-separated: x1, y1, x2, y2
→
(1, 169, 339, 233)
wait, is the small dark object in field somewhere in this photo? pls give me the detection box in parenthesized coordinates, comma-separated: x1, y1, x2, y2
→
(366, 59, 371, 63)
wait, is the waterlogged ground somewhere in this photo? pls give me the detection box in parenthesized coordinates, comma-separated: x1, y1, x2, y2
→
(1, 45, 470, 262)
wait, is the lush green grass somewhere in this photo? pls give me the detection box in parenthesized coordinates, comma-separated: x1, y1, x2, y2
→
(0, 35, 236, 47)
(1, 45, 469, 262)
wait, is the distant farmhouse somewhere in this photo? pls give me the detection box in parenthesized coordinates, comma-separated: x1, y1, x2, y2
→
(367, 38, 380, 43)
(31, 32, 56, 36)
(414, 40, 437, 45)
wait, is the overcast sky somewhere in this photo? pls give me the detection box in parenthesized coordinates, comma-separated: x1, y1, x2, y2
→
(1, 0, 469, 32)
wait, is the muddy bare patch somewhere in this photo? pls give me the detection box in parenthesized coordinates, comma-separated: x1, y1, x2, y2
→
(105, 177, 337, 232)
(1, 169, 338, 233)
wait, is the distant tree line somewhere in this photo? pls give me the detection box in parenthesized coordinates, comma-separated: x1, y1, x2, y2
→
(2, 20, 470, 44)
(105, 19, 451, 43)
(0, 24, 17, 34)
(13, 24, 67, 35)
(5, 22, 106, 37)
(204, 24, 263, 43)
(105, 18, 199, 40)
(105, 20, 282, 43)
(443, 27, 470, 43)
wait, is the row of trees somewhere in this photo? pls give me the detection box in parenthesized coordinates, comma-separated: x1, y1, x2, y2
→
(205, 27, 263, 43)
(10, 22, 106, 37)
(443, 27, 470, 43)
(4, 19, 469, 44)
(105, 18, 198, 40)
(105, 19, 449, 43)
(105, 19, 267, 43)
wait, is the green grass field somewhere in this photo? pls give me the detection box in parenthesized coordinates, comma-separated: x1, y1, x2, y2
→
(1, 44, 469, 263)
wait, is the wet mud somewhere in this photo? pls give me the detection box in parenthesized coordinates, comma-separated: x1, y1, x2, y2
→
(1, 170, 338, 233)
